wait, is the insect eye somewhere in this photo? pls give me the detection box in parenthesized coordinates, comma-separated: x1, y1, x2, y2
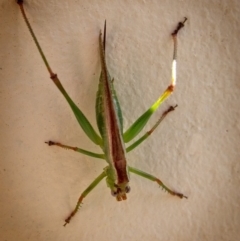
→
(125, 185, 131, 193)
(111, 190, 118, 197)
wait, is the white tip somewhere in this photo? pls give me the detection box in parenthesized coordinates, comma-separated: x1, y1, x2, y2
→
(172, 59, 177, 86)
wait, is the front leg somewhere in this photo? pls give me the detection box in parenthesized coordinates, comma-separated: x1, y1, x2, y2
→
(129, 166, 187, 199)
(64, 170, 107, 226)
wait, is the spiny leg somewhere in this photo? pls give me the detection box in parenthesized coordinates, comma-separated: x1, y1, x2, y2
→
(45, 141, 105, 159)
(123, 18, 187, 143)
(126, 105, 177, 152)
(16, 0, 102, 146)
(129, 166, 187, 199)
(64, 171, 107, 226)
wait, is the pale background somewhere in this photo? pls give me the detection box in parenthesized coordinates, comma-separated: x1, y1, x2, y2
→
(0, 0, 240, 240)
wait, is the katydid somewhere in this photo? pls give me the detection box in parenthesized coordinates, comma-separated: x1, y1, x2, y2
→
(17, 0, 187, 226)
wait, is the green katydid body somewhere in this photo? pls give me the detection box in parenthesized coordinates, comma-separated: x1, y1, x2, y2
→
(17, 0, 187, 226)
(97, 23, 130, 201)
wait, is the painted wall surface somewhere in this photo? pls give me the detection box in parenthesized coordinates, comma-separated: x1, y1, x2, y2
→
(0, 1, 240, 240)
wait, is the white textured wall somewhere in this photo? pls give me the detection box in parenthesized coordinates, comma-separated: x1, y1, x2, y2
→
(1, 0, 240, 240)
